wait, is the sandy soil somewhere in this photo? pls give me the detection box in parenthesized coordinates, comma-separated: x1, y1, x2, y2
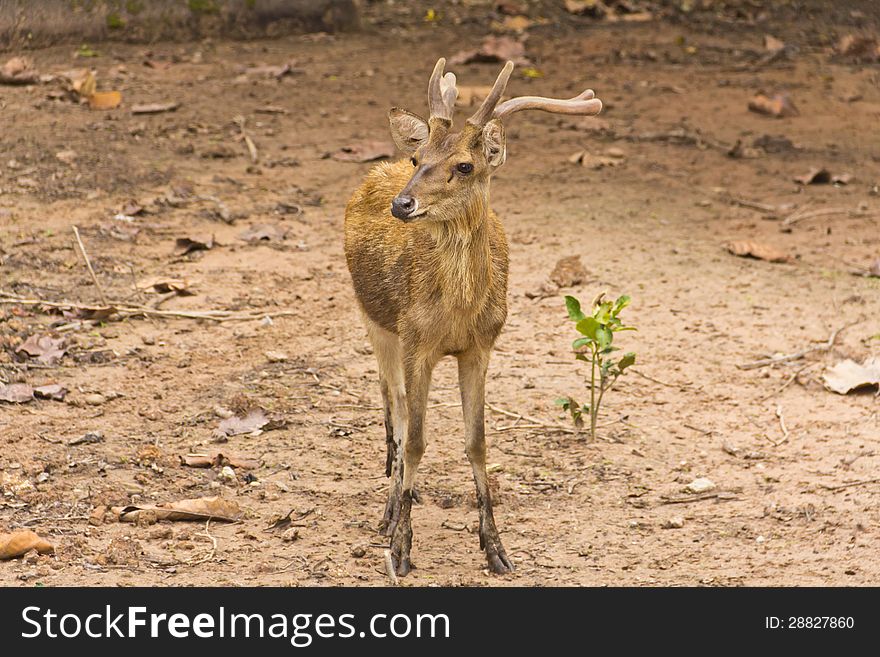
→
(1, 2, 879, 586)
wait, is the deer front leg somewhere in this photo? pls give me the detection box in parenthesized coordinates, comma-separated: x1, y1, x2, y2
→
(458, 349, 514, 574)
(388, 351, 434, 576)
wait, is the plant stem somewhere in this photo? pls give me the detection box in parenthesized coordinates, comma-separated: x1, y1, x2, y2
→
(589, 346, 598, 440)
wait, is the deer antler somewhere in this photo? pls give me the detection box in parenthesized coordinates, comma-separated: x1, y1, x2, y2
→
(467, 61, 514, 126)
(494, 88, 603, 120)
(428, 58, 458, 121)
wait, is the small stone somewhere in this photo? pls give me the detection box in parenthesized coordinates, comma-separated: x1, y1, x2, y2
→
(84, 393, 106, 406)
(218, 466, 237, 484)
(281, 528, 300, 542)
(35, 472, 49, 483)
(686, 477, 716, 494)
(606, 146, 626, 158)
(662, 516, 685, 529)
(756, 535, 765, 544)
(350, 545, 366, 558)
(265, 350, 288, 363)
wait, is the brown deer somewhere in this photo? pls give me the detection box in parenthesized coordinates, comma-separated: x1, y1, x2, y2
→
(344, 58, 602, 575)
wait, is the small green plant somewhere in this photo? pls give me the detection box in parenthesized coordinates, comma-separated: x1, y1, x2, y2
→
(556, 293, 637, 440)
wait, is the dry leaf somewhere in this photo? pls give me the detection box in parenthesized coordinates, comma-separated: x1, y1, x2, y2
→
(132, 101, 180, 115)
(748, 93, 799, 118)
(112, 496, 242, 523)
(823, 358, 880, 394)
(0, 56, 40, 85)
(16, 334, 67, 365)
(69, 69, 97, 99)
(549, 255, 589, 288)
(450, 35, 531, 66)
(89, 90, 122, 110)
(0, 383, 34, 404)
(174, 235, 214, 256)
(726, 240, 790, 263)
(332, 141, 395, 163)
(794, 167, 831, 185)
(180, 449, 260, 470)
(0, 531, 54, 560)
(137, 277, 193, 295)
(238, 224, 289, 243)
(217, 409, 273, 437)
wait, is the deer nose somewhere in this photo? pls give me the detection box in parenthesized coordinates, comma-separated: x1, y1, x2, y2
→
(391, 195, 418, 220)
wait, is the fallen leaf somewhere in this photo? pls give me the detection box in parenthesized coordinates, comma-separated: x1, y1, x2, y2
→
(748, 93, 799, 118)
(0, 56, 40, 85)
(16, 334, 67, 365)
(112, 496, 242, 523)
(238, 224, 289, 243)
(450, 35, 531, 66)
(0, 531, 54, 560)
(794, 167, 831, 185)
(174, 235, 214, 256)
(726, 240, 790, 263)
(137, 277, 194, 295)
(180, 449, 260, 470)
(764, 35, 785, 53)
(332, 141, 395, 163)
(88, 90, 122, 110)
(0, 383, 34, 404)
(823, 357, 880, 394)
(216, 408, 287, 438)
(132, 101, 180, 115)
(34, 384, 68, 401)
(68, 69, 96, 99)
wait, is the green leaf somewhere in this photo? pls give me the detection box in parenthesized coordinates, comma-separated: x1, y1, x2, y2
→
(595, 326, 612, 350)
(572, 337, 593, 350)
(618, 352, 636, 371)
(565, 295, 585, 322)
(574, 353, 589, 362)
(593, 302, 612, 325)
(554, 397, 571, 408)
(613, 295, 631, 313)
(576, 316, 599, 339)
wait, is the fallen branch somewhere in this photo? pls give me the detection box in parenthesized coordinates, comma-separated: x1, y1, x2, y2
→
(0, 290, 295, 323)
(737, 320, 859, 370)
(761, 363, 815, 401)
(660, 491, 738, 505)
(72, 226, 109, 307)
(768, 404, 790, 447)
(820, 477, 880, 492)
(782, 206, 869, 227)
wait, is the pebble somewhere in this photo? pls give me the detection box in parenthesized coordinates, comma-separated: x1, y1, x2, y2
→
(350, 545, 366, 558)
(84, 393, 106, 406)
(265, 350, 288, 363)
(281, 528, 300, 542)
(686, 477, 716, 494)
(219, 466, 237, 484)
(662, 516, 685, 529)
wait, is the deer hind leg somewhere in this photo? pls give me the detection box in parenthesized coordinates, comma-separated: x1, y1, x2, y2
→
(365, 320, 407, 537)
(458, 349, 514, 574)
(388, 348, 435, 576)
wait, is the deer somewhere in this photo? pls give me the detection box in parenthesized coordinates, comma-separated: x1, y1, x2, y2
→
(344, 58, 602, 575)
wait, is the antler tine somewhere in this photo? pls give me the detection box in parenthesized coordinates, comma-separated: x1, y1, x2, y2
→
(467, 60, 515, 126)
(494, 88, 603, 120)
(428, 58, 456, 121)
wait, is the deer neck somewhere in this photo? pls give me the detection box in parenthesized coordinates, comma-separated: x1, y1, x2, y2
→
(424, 188, 493, 309)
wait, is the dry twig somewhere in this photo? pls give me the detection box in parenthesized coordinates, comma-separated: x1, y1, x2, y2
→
(737, 320, 859, 370)
(72, 226, 109, 306)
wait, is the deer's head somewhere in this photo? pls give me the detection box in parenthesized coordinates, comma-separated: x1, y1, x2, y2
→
(387, 58, 603, 223)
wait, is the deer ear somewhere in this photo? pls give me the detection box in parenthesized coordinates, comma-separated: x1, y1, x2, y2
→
(482, 119, 506, 168)
(389, 108, 429, 154)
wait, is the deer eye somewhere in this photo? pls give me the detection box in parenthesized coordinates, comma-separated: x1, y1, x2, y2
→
(410, 157, 418, 167)
(456, 162, 473, 174)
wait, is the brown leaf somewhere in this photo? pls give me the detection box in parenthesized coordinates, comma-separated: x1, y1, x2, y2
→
(748, 93, 799, 118)
(132, 101, 180, 115)
(794, 167, 831, 185)
(89, 90, 122, 110)
(823, 358, 880, 394)
(726, 241, 790, 263)
(34, 384, 68, 401)
(181, 449, 260, 470)
(112, 496, 242, 523)
(137, 277, 194, 295)
(16, 334, 67, 365)
(67, 69, 96, 99)
(332, 141, 395, 163)
(216, 408, 276, 437)
(0, 56, 40, 85)
(0, 383, 34, 404)
(0, 530, 54, 560)
(449, 35, 531, 66)
(238, 224, 289, 243)
(174, 235, 214, 256)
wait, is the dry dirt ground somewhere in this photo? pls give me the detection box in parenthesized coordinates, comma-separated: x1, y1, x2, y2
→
(2, 4, 880, 587)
